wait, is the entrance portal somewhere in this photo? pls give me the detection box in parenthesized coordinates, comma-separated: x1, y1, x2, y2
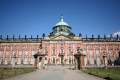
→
(39, 57, 42, 69)
(77, 57, 80, 70)
(61, 56, 64, 64)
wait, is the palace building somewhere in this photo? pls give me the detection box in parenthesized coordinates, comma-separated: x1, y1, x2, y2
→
(0, 14, 120, 69)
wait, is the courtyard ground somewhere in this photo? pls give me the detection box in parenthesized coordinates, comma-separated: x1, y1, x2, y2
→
(3, 66, 105, 80)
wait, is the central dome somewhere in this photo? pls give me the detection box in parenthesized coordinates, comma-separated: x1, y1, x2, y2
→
(51, 14, 72, 36)
(55, 14, 69, 26)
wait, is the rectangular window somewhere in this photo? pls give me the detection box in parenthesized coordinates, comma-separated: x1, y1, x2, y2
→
(13, 50, 16, 56)
(18, 57, 21, 64)
(96, 45, 98, 48)
(83, 50, 86, 54)
(90, 50, 93, 56)
(19, 50, 22, 56)
(0, 50, 3, 57)
(96, 50, 99, 56)
(5, 57, 8, 64)
(90, 57, 94, 64)
(45, 44, 47, 47)
(45, 49, 48, 54)
(69, 44, 71, 46)
(32, 50, 35, 55)
(11, 58, 15, 65)
(61, 48, 63, 53)
(116, 50, 119, 57)
(33, 46, 34, 48)
(77, 47, 80, 53)
(24, 57, 28, 64)
(103, 49, 105, 55)
(102, 45, 104, 47)
(69, 48, 71, 55)
(97, 57, 100, 65)
(26, 50, 28, 56)
(45, 57, 47, 60)
(61, 44, 63, 47)
(83, 45, 85, 48)
(53, 44, 55, 47)
(6, 50, 9, 56)
(109, 50, 112, 57)
(31, 57, 34, 64)
(53, 49, 55, 55)
(77, 44, 79, 47)
(90, 45, 92, 48)
(0, 57, 1, 64)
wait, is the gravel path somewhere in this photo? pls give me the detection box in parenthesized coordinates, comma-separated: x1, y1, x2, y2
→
(4, 66, 105, 80)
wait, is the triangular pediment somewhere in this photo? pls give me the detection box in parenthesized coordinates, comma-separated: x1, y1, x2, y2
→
(50, 34, 73, 40)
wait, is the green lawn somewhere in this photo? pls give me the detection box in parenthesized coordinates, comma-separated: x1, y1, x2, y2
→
(0, 69, 36, 80)
(82, 69, 120, 80)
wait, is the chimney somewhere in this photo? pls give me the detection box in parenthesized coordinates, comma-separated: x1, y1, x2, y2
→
(86, 34, 87, 40)
(25, 35, 27, 40)
(104, 34, 106, 40)
(42, 33, 45, 39)
(79, 33, 82, 38)
(98, 34, 100, 40)
(13, 35, 14, 41)
(19, 35, 20, 41)
(117, 34, 119, 40)
(7, 35, 8, 40)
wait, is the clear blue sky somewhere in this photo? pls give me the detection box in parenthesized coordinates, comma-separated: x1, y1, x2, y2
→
(0, 0, 120, 38)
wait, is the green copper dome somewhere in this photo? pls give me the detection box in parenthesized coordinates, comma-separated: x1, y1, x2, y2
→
(51, 14, 72, 36)
(55, 14, 69, 26)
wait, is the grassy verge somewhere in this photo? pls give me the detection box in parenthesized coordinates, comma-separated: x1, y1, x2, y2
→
(0, 69, 36, 80)
(82, 69, 120, 80)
